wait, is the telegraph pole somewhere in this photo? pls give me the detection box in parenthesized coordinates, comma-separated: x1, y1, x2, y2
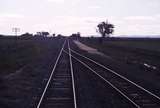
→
(12, 27, 20, 45)
(12, 27, 20, 36)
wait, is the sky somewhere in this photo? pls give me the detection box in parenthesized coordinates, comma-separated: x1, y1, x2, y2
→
(0, 0, 160, 36)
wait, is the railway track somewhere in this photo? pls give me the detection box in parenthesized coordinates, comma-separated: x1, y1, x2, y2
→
(33, 39, 160, 108)
(35, 40, 77, 108)
(65, 40, 160, 108)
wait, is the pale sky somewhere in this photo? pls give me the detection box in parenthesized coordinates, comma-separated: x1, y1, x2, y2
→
(1, 0, 160, 36)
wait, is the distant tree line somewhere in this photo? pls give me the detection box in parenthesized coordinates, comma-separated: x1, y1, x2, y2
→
(20, 31, 56, 38)
(70, 32, 81, 40)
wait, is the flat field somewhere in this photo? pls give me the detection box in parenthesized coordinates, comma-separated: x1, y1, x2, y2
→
(0, 37, 63, 75)
(0, 36, 65, 108)
(80, 37, 160, 66)
(78, 37, 160, 96)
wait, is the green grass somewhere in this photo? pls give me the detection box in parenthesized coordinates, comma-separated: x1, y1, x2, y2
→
(0, 37, 62, 74)
(80, 38, 160, 53)
(105, 40, 160, 52)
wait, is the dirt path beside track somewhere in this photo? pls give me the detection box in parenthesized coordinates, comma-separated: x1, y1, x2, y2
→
(74, 40, 105, 56)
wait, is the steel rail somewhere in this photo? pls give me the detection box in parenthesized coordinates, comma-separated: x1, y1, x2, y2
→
(71, 49, 160, 102)
(36, 40, 66, 108)
(63, 49, 140, 108)
(68, 40, 78, 108)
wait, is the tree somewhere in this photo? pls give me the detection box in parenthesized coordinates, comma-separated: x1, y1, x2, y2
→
(70, 32, 81, 40)
(52, 33, 55, 37)
(36, 31, 49, 37)
(97, 20, 114, 38)
(41, 32, 49, 37)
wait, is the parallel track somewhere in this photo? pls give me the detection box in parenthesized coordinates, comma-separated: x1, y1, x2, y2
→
(66, 41, 160, 108)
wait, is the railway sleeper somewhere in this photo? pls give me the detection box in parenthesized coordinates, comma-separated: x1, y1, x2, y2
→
(43, 102, 73, 108)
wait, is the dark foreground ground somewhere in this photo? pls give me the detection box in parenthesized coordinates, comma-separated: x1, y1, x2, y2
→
(0, 37, 64, 108)
(78, 37, 160, 96)
(0, 36, 160, 108)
